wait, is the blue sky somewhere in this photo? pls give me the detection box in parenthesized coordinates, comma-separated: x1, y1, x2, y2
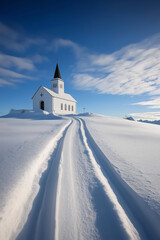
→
(1, 0, 160, 119)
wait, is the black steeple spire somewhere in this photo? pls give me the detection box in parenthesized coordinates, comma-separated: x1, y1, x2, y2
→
(54, 63, 61, 79)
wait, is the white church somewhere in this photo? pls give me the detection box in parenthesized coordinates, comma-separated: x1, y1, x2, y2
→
(32, 64, 77, 115)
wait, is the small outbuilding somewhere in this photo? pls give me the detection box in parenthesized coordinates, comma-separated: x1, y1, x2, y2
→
(32, 64, 77, 114)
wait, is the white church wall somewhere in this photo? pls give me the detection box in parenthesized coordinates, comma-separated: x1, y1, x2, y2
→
(33, 87, 53, 113)
(53, 97, 76, 115)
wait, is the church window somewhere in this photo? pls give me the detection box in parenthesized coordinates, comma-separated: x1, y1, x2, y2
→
(72, 106, 74, 111)
(40, 101, 44, 110)
(61, 103, 63, 110)
(65, 104, 67, 110)
(60, 84, 63, 88)
(68, 105, 70, 111)
(53, 83, 57, 88)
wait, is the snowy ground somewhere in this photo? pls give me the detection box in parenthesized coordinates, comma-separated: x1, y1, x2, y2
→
(0, 111, 160, 240)
(80, 114, 160, 215)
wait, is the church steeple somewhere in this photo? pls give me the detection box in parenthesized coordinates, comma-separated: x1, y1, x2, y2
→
(54, 63, 61, 79)
(51, 63, 64, 94)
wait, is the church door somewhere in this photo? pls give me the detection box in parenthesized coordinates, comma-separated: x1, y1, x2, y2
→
(40, 101, 44, 110)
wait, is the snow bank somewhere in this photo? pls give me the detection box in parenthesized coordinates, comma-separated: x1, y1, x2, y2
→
(2, 109, 62, 120)
(81, 114, 160, 216)
(0, 116, 69, 240)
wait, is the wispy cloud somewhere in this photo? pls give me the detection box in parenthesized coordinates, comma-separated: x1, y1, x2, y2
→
(132, 97, 160, 109)
(53, 36, 160, 117)
(1, 20, 160, 104)
(32, 54, 49, 64)
(0, 52, 36, 86)
(0, 53, 35, 70)
(0, 22, 46, 52)
(0, 22, 49, 87)
(52, 38, 86, 57)
(0, 22, 22, 51)
(0, 67, 34, 87)
(130, 111, 160, 120)
(0, 78, 14, 87)
(0, 68, 34, 79)
(54, 35, 160, 97)
(74, 34, 160, 96)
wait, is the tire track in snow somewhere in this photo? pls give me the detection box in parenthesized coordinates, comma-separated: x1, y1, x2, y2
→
(34, 125, 72, 240)
(78, 118, 141, 240)
(55, 119, 80, 240)
(54, 119, 100, 240)
(54, 119, 86, 240)
(54, 120, 76, 240)
(16, 120, 72, 240)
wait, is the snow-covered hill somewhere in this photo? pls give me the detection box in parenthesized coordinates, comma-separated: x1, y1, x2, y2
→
(81, 114, 160, 215)
(0, 111, 160, 240)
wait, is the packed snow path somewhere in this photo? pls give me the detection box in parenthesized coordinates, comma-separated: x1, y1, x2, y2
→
(16, 117, 160, 240)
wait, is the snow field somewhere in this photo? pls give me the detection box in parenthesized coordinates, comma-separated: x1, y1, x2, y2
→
(0, 117, 70, 240)
(1, 112, 160, 239)
(79, 118, 140, 240)
(80, 114, 160, 215)
(18, 118, 141, 240)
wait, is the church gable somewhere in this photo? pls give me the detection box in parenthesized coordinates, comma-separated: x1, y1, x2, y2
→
(32, 86, 53, 113)
(32, 86, 53, 99)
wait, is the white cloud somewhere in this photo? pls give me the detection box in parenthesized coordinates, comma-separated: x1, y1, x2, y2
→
(55, 36, 160, 116)
(0, 77, 24, 87)
(0, 67, 34, 87)
(53, 35, 160, 97)
(0, 78, 14, 87)
(0, 22, 20, 51)
(73, 74, 100, 90)
(52, 38, 86, 57)
(0, 54, 35, 70)
(32, 54, 49, 64)
(132, 97, 160, 109)
(0, 22, 46, 52)
(0, 22, 49, 87)
(1, 21, 160, 100)
(88, 54, 115, 66)
(130, 111, 160, 120)
(73, 40, 160, 94)
(0, 68, 34, 79)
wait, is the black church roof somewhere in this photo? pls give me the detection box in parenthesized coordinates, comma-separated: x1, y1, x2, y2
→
(54, 63, 61, 79)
